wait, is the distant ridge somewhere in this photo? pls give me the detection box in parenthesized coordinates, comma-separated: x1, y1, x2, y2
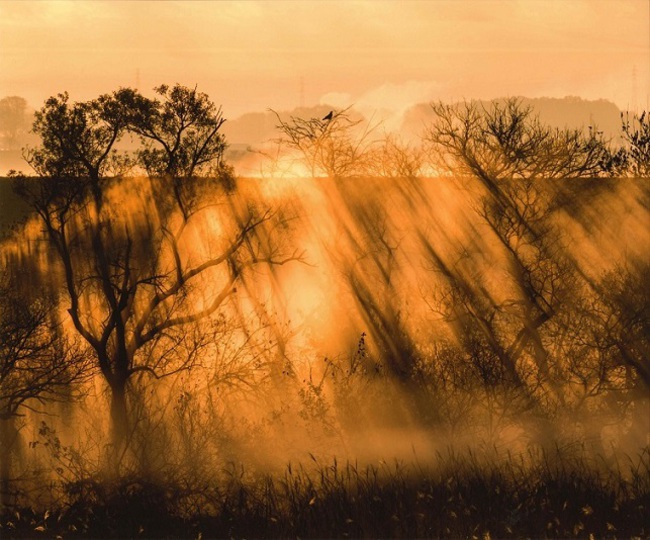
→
(0, 96, 629, 177)
(401, 96, 623, 141)
(222, 105, 349, 146)
(221, 96, 624, 148)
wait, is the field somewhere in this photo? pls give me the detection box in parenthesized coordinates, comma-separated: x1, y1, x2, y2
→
(2, 449, 648, 538)
(1, 96, 648, 538)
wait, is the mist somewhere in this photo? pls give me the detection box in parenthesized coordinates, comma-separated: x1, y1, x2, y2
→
(0, 83, 648, 537)
(1, 0, 650, 536)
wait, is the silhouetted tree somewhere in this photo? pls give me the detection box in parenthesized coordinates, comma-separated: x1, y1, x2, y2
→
(426, 99, 614, 186)
(619, 111, 650, 178)
(421, 99, 611, 431)
(15, 86, 299, 473)
(420, 99, 650, 447)
(125, 84, 229, 219)
(366, 134, 425, 179)
(594, 263, 650, 390)
(272, 107, 375, 178)
(24, 89, 137, 208)
(0, 263, 87, 505)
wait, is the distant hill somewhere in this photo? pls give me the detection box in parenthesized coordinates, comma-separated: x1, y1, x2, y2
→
(401, 97, 623, 141)
(222, 97, 625, 149)
(220, 97, 625, 161)
(219, 97, 626, 174)
(222, 105, 347, 146)
(0, 96, 628, 177)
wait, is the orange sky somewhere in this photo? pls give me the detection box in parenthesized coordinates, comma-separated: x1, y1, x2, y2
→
(1, 0, 648, 116)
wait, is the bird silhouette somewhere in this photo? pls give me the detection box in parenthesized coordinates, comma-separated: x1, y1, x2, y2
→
(322, 111, 334, 122)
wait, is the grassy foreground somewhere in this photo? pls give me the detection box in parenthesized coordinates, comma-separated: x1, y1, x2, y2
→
(1, 449, 648, 539)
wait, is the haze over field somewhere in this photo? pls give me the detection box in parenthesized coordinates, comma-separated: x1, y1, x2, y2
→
(0, 2, 649, 538)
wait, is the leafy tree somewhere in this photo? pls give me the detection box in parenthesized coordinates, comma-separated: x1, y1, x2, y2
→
(25, 90, 135, 204)
(14, 86, 299, 472)
(127, 84, 228, 219)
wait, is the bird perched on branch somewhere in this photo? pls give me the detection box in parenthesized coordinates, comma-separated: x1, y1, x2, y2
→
(322, 110, 334, 122)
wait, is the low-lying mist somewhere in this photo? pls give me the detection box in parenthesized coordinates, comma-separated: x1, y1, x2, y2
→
(0, 91, 648, 537)
(4, 173, 647, 473)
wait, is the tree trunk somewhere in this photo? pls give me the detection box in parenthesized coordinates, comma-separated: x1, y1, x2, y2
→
(624, 384, 650, 453)
(109, 377, 129, 474)
(0, 416, 19, 508)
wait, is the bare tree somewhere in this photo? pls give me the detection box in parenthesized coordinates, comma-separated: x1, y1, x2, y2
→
(419, 99, 649, 444)
(590, 263, 650, 391)
(420, 99, 615, 429)
(0, 263, 87, 504)
(272, 107, 376, 178)
(618, 111, 650, 178)
(425, 99, 614, 186)
(366, 134, 425, 179)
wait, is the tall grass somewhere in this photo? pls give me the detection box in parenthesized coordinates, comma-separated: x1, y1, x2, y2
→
(1, 446, 648, 538)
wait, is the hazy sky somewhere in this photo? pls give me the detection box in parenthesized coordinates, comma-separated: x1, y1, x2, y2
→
(1, 0, 648, 117)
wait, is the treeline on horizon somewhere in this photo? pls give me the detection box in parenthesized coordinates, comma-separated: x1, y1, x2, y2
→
(0, 84, 648, 538)
(0, 91, 633, 165)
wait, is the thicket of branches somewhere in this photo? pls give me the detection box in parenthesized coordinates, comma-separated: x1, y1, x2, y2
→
(0, 93, 648, 525)
(272, 98, 649, 449)
(3, 84, 300, 486)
